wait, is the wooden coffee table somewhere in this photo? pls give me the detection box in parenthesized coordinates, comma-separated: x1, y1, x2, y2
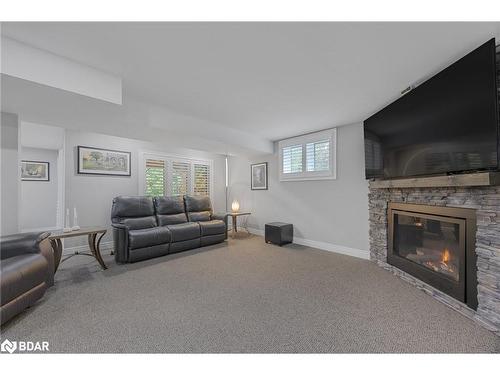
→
(49, 227, 107, 272)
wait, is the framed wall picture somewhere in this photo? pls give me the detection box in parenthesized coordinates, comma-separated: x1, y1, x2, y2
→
(78, 146, 131, 176)
(21, 160, 50, 181)
(251, 162, 268, 190)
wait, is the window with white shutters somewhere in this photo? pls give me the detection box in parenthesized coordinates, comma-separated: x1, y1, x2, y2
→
(140, 154, 213, 199)
(171, 161, 190, 196)
(279, 128, 336, 181)
(145, 159, 165, 196)
(282, 145, 303, 174)
(306, 140, 330, 172)
(194, 163, 210, 196)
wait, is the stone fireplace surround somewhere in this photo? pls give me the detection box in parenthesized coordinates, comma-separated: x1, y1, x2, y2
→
(369, 182, 500, 335)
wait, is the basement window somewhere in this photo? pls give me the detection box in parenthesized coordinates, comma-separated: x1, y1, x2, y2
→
(278, 128, 336, 181)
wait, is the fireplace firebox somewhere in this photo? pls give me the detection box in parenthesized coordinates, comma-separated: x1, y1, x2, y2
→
(388, 203, 478, 309)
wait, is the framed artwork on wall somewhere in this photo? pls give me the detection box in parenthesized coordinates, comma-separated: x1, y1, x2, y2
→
(251, 162, 268, 190)
(21, 160, 50, 181)
(77, 146, 131, 176)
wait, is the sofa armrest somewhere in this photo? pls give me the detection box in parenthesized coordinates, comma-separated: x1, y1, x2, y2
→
(212, 213, 229, 239)
(112, 224, 130, 263)
(39, 236, 55, 287)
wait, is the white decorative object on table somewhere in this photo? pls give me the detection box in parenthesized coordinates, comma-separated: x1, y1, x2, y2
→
(72, 207, 80, 231)
(231, 200, 240, 213)
(63, 208, 72, 232)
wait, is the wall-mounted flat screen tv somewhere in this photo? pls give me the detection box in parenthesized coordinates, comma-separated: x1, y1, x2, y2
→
(364, 38, 499, 180)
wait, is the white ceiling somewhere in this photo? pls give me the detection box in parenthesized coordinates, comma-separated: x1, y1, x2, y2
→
(2, 22, 500, 155)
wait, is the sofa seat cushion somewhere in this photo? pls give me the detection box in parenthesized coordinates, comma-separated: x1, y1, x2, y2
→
(128, 227, 171, 250)
(199, 220, 226, 236)
(120, 217, 157, 230)
(167, 222, 201, 242)
(188, 211, 211, 222)
(1, 253, 48, 305)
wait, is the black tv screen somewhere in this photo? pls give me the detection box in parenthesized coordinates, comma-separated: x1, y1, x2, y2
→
(364, 38, 499, 180)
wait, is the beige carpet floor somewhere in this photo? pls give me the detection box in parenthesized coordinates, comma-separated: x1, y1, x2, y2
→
(1, 235, 499, 353)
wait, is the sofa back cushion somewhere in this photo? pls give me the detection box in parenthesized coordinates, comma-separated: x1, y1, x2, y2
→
(111, 196, 157, 230)
(153, 196, 188, 226)
(184, 195, 212, 222)
(0, 232, 49, 260)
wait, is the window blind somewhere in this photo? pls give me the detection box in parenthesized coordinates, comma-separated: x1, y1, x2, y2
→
(145, 159, 165, 196)
(193, 163, 210, 196)
(282, 144, 303, 174)
(171, 161, 190, 196)
(306, 140, 330, 172)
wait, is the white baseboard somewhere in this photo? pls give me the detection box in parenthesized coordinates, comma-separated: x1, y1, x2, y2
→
(247, 228, 265, 236)
(247, 228, 369, 260)
(62, 232, 370, 260)
(62, 241, 114, 256)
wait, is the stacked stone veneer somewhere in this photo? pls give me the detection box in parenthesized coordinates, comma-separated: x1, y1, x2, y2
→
(369, 185, 500, 334)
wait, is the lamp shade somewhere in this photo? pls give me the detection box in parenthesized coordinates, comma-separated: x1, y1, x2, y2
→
(231, 200, 240, 213)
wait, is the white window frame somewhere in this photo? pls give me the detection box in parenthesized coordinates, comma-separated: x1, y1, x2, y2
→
(278, 128, 337, 181)
(138, 151, 214, 201)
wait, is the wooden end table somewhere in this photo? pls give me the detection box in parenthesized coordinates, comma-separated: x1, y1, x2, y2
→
(227, 212, 251, 237)
(49, 227, 108, 272)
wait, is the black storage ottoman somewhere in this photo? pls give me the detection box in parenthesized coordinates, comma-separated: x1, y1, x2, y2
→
(265, 222, 293, 246)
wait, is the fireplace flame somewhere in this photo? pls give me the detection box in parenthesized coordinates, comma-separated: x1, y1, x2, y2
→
(442, 248, 451, 263)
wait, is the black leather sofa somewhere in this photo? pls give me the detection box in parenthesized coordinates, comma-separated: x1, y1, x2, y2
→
(1, 232, 54, 325)
(111, 195, 227, 263)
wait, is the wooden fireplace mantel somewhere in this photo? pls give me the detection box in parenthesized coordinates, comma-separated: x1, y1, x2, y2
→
(369, 171, 500, 189)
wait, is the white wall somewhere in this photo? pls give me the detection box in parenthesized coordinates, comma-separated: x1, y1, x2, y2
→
(20, 147, 59, 231)
(64, 129, 227, 247)
(228, 123, 369, 258)
(20, 121, 66, 229)
(1, 112, 19, 235)
(21, 121, 65, 150)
